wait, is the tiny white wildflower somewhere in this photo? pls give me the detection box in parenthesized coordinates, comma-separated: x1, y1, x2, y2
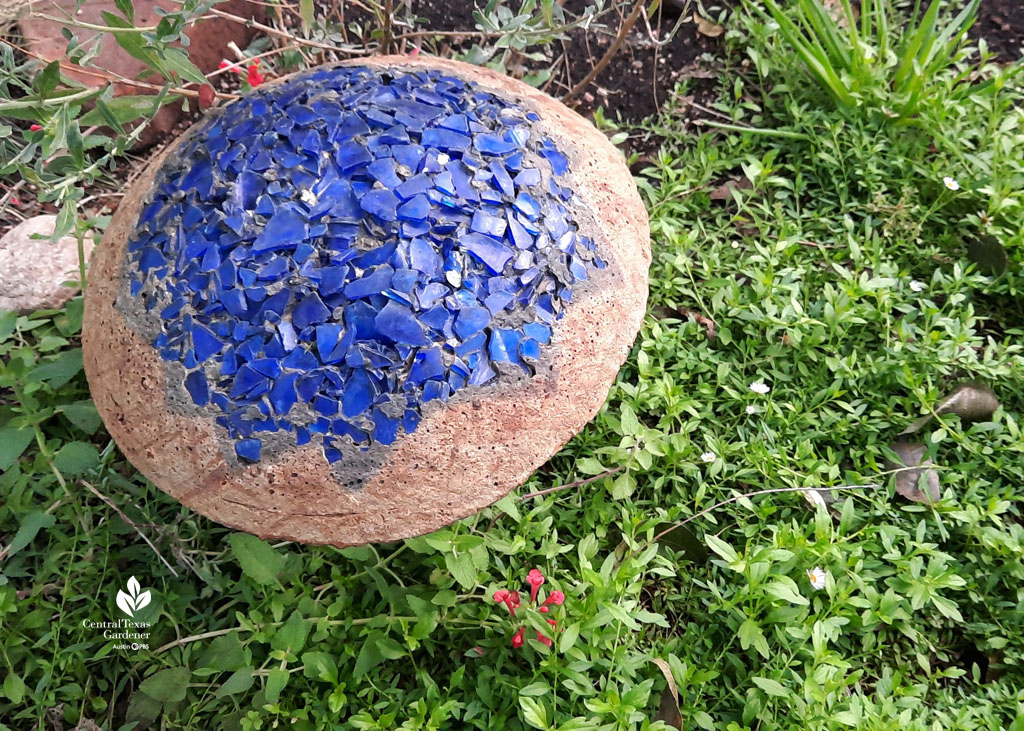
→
(978, 210, 991, 225)
(909, 280, 925, 293)
(943, 176, 960, 191)
(745, 404, 757, 415)
(806, 566, 827, 590)
(731, 240, 740, 249)
(749, 381, 770, 395)
(299, 189, 317, 206)
(700, 451, 716, 464)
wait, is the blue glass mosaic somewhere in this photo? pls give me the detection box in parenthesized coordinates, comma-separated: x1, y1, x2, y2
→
(123, 66, 606, 467)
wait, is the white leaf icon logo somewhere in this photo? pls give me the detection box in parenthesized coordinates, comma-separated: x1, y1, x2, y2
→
(116, 576, 151, 617)
(135, 590, 152, 611)
(116, 589, 136, 617)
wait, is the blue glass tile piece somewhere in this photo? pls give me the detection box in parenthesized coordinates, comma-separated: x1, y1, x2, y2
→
(123, 65, 601, 467)
(375, 301, 429, 346)
(359, 189, 400, 221)
(462, 233, 513, 274)
(184, 370, 209, 406)
(235, 438, 262, 462)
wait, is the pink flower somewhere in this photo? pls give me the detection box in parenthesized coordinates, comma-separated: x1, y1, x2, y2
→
(511, 627, 524, 648)
(493, 589, 509, 605)
(29, 124, 42, 131)
(527, 569, 545, 603)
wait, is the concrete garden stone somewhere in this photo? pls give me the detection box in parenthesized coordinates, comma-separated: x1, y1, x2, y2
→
(83, 57, 650, 545)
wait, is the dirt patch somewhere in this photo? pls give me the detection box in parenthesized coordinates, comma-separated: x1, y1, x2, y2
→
(408, 0, 726, 124)
(974, 0, 1024, 61)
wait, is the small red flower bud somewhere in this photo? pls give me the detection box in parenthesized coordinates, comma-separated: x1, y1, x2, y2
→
(543, 590, 565, 607)
(218, 59, 232, 70)
(546, 618, 558, 627)
(527, 568, 545, 603)
(505, 590, 520, 616)
(539, 606, 548, 613)
(536, 631, 552, 647)
(29, 124, 42, 131)
(511, 627, 524, 649)
(247, 62, 265, 87)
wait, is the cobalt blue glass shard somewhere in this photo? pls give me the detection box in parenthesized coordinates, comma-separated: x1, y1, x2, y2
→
(82, 57, 650, 546)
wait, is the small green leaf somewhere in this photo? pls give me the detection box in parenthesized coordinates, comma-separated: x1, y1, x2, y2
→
(558, 622, 580, 653)
(301, 651, 339, 683)
(764, 578, 809, 606)
(376, 637, 406, 660)
(264, 666, 289, 703)
(60, 401, 102, 434)
(139, 667, 190, 704)
(33, 61, 60, 97)
(520, 696, 548, 730)
(705, 534, 739, 563)
(197, 632, 248, 672)
(353, 637, 382, 678)
(214, 668, 253, 697)
(229, 533, 285, 586)
(271, 611, 309, 655)
(159, 48, 210, 85)
(5, 511, 56, 558)
(27, 348, 83, 388)
(611, 471, 635, 499)
(3, 671, 26, 704)
(445, 551, 477, 589)
(53, 441, 100, 475)
(0, 428, 35, 471)
(752, 676, 789, 697)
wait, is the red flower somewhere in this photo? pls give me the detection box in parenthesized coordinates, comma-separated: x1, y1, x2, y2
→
(493, 589, 509, 605)
(527, 569, 545, 603)
(506, 590, 520, 615)
(542, 590, 565, 608)
(29, 124, 42, 131)
(510, 627, 524, 648)
(247, 62, 265, 87)
(546, 618, 558, 627)
(536, 631, 552, 647)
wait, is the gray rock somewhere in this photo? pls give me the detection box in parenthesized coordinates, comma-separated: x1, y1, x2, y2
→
(0, 215, 93, 312)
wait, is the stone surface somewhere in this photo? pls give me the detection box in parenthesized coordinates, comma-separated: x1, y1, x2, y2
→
(0, 215, 93, 312)
(20, 0, 264, 147)
(83, 57, 650, 546)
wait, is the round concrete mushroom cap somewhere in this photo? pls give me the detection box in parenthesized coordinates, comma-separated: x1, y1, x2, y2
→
(82, 56, 650, 546)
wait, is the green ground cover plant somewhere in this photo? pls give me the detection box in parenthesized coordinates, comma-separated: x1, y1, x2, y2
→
(2, 1, 1024, 729)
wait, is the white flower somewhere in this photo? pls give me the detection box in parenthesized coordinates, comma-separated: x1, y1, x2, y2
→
(749, 381, 770, 395)
(700, 451, 716, 464)
(730, 240, 740, 249)
(978, 210, 991, 225)
(745, 404, 757, 415)
(806, 566, 827, 590)
(943, 176, 960, 191)
(909, 280, 925, 293)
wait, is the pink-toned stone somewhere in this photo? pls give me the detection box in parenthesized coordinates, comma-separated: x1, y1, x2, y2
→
(82, 57, 651, 546)
(20, 0, 264, 146)
(0, 215, 93, 313)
